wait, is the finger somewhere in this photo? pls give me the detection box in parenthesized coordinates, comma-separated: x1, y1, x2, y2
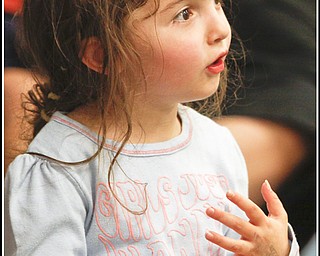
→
(226, 190, 266, 225)
(261, 180, 287, 219)
(206, 207, 256, 240)
(205, 230, 251, 255)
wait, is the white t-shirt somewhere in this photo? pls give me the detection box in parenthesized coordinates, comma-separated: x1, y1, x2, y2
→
(4, 105, 299, 255)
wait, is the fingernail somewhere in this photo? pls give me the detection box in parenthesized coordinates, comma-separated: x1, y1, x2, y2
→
(206, 207, 215, 215)
(226, 190, 234, 198)
(205, 230, 214, 239)
(265, 180, 272, 191)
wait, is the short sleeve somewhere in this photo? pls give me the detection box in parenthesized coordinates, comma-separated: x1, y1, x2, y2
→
(4, 154, 89, 256)
(288, 223, 301, 256)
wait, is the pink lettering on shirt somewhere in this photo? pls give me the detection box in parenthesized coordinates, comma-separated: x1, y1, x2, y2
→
(95, 173, 230, 255)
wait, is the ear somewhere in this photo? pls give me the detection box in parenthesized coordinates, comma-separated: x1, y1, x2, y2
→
(80, 37, 106, 74)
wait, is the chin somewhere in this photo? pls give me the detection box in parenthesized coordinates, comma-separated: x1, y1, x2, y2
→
(185, 90, 219, 103)
(202, 82, 220, 98)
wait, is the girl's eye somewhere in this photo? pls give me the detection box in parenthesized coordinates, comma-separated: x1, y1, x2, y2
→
(174, 9, 192, 21)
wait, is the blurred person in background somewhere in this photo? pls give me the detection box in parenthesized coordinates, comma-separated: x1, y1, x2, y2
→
(5, 0, 23, 67)
(218, 0, 316, 251)
(4, 0, 36, 172)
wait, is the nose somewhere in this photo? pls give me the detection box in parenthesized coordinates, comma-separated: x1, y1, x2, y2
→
(206, 6, 231, 45)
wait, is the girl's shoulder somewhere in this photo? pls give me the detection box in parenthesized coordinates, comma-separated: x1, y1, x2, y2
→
(180, 105, 234, 137)
(5, 111, 100, 198)
(6, 153, 72, 190)
(5, 147, 97, 223)
(5, 149, 96, 199)
(182, 104, 246, 162)
(27, 111, 100, 163)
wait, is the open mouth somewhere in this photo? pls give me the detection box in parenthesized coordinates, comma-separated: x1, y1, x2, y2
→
(211, 58, 223, 67)
(207, 58, 224, 74)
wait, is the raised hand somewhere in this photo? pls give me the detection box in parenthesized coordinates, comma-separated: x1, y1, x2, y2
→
(205, 180, 290, 256)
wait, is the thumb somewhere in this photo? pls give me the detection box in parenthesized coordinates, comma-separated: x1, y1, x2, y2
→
(261, 180, 287, 219)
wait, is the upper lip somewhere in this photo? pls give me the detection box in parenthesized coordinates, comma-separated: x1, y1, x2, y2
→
(208, 50, 228, 66)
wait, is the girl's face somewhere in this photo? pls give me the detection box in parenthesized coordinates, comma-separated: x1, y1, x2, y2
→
(128, 0, 231, 107)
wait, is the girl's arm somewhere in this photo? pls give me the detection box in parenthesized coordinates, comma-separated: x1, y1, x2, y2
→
(4, 154, 89, 255)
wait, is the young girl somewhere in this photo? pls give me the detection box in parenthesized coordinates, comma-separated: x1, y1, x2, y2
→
(4, 0, 300, 255)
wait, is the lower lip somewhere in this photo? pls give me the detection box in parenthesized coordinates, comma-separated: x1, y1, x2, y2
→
(207, 58, 225, 74)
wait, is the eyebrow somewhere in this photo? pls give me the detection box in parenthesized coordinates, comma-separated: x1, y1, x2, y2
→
(141, 0, 183, 20)
(160, 0, 183, 14)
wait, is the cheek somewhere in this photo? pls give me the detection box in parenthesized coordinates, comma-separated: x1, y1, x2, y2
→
(149, 41, 202, 84)
(162, 39, 202, 65)
(162, 42, 201, 70)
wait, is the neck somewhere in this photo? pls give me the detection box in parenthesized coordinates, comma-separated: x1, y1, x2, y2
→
(130, 103, 182, 143)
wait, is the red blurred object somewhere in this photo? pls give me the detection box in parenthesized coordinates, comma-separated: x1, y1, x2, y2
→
(4, 0, 23, 14)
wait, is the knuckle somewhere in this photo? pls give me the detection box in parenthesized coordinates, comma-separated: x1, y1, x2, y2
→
(252, 231, 262, 242)
(249, 204, 259, 214)
(233, 218, 244, 232)
(264, 218, 274, 230)
(230, 244, 242, 253)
